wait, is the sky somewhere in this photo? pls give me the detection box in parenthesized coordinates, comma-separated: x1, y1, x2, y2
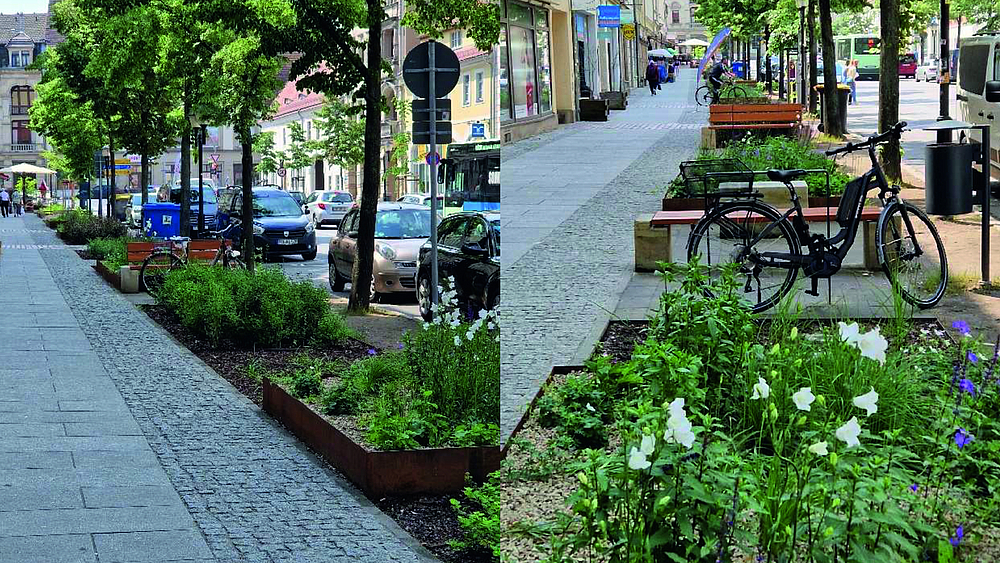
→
(0, 0, 48, 14)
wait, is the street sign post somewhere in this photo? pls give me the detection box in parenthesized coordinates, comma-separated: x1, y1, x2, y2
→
(403, 40, 460, 316)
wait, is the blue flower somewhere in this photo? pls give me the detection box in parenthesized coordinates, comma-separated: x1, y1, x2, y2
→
(959, 378, 976, 397)
(367, 348, 377, 356)
(397, 342, 405, 350)
(909, 483, 918, 492)
(950, 525, 964, 547)
(953, 320, 971, 335)
(968, 350, 978, 363)
(955, 428, 974, 449)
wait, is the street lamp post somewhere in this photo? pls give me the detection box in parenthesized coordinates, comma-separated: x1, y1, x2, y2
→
(937, 5, 951, 143)
(796, 0, 807, 109)
(189, 115, 207, 234)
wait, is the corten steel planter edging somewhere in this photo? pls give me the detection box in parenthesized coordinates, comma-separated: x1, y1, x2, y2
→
(262, 378, 501, 497)
(92, 262, 122, 291)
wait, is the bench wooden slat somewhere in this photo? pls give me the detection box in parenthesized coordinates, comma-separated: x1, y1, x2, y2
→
(711, 124, 797, 130)
(710, 112, 803, 124)
(650, 207, 882, 227)
(711, 103, 802, 113)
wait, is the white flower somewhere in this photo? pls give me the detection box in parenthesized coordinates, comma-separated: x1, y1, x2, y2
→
(857, 328, 888, 365)
(450, 318, 461, 328)
(628, 435, 655, 470)
(792, 387, 816, 411)
(585, 403, 596, 412)
(628, 447, 651, 470)
(453, 335, 461, 346)
(751, 377, 770, 400)
(808, 441, 829, 456)
(836, 417, 862, 448)
(478, 309, 487, 319)
(663, 399, 696, 449)
(852, 387, 879, 417)
(838, 321, 862, 346)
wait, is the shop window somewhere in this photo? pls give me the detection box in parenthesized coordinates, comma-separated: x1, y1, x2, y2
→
(500, 27, 511, 122)
(11, 120, 30, 144)
(463, 74, 471, 106)
(672, 3, 681, 24)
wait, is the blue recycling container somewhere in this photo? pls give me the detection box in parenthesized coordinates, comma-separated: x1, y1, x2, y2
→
(732, 62, 746, 78)
(143, 202, 181, 238)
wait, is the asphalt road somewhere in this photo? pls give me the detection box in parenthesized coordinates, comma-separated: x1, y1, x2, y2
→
(847, 77, 961, 169)
(273, 225, 421, 319)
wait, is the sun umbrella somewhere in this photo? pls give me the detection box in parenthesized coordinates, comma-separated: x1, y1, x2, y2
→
(697, 27, 732, 84)
(680, 38, 709, 47)
(0, 163, 57, 175)
(648, 48, 671, 59)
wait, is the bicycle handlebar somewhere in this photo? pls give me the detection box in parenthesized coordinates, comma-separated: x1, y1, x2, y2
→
(824, 121, 907, 156)
(205, 221, 239, 238)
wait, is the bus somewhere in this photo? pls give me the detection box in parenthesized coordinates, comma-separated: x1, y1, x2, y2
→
(438, 140, 500, 216)
(834, 34, 881, 80)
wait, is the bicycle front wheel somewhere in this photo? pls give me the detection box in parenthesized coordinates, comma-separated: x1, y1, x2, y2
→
(877, 202, 947, 308)
(687, 202, 801, 313)
(724, 85, 748, 102)
(140, 251, 184, 294)
(695, 85, 713, 106)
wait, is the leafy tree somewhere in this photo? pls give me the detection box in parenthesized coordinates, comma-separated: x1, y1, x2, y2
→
(252, 131, 283, 177)
(285, 0, 499, 312)
(385, 98, 412, 180)
(285, 121, 316, 183)
(312, 97, 365, 172)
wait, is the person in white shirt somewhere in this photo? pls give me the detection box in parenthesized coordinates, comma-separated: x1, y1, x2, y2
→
(0, 189, 9, 218)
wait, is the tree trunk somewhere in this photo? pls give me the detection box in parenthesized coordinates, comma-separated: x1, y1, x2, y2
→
(180, 86, 192, 238)
(239, 126, 255, 272)
(141, 154, 149, 207)
(347, 0, 383, 313)
(819, 0, 842, 136)
(108, 133, 116, 221)
(879, 0, 901, 180)
(779, 48, 786, 100)
(808, 0, 818, 114)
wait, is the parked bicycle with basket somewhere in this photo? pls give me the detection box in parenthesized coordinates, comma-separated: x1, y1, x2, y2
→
(685, 121, 948, 312)
(140, 220, 245, 293)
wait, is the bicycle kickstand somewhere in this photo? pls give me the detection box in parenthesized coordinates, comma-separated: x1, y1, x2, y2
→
(805, 276, 820, 297)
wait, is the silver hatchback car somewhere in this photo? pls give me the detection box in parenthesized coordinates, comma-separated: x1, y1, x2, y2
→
(305, 190, 354, 228)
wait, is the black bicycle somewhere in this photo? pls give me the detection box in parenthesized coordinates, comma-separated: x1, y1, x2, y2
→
(686, 121, 948, 313)
(140, 221, 245, 293)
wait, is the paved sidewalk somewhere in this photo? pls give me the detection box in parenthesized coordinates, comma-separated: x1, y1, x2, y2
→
(500, 70, 703, 438)
(0, 213, 431, 562)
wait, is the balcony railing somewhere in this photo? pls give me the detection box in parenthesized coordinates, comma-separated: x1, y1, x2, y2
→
(8, 143, 36, 152)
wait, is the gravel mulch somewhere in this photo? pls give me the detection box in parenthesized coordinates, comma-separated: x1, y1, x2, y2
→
(377, 494, 496, 563)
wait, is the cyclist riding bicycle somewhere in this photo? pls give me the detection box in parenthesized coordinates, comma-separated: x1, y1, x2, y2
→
(708, 57, 731, 104)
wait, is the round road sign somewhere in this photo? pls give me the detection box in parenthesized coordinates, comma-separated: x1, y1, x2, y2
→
(425, 152, 440, 166)
(402, 40, 461, 99)
(277, 168, 286, 177)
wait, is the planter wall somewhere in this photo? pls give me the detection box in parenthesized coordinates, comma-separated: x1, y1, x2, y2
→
(579, 98, 610, 122)
(262, 378, 501, 497)
(93, 262, 122, 291)
(662, 181, 809, 211)
(92, 262, 140, 293)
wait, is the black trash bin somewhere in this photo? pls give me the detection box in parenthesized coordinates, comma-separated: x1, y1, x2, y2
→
(814, 84, 850, 133)
(925, 142, 978, 215)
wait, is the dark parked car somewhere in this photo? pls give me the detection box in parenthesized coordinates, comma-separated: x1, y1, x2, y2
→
(216, 187, 317, 261)
(156, 184, 219, 233)
(417, 212, 499, 321)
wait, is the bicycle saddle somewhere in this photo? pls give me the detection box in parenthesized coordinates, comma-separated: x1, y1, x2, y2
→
(766, 169, 808, 183)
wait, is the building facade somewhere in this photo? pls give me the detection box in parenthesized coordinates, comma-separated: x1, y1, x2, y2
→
(0, 13, 51, 186)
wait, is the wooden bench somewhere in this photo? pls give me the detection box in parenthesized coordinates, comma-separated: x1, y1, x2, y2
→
(127, 242, 183, 271)
(708, 103, 802, 131)
(635, 206, 885, 272)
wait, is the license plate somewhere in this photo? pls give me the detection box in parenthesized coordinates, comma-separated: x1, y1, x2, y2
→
(277, 238, 297, 245)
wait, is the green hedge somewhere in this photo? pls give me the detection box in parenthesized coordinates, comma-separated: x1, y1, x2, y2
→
(56, 210, 127, 244)
(157, 265, 353, 348)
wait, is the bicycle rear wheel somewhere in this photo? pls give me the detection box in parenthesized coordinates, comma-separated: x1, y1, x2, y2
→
(687, 202, 801, 313)
(876, 202, 947, 308)
(140, 251, 184, 294)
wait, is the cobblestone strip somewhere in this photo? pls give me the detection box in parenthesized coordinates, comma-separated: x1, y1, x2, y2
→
(500, 84, 703, 439)
(27, 216, 433, 563)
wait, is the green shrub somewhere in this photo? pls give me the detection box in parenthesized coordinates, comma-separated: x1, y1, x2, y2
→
(320, 352, 411, 415)
(37, 203, 64, 215)
(449, 476, 501, 557)
(291, 369, 321, 399)
(157, 264, 349, 348)
(57, 209, 127, 244)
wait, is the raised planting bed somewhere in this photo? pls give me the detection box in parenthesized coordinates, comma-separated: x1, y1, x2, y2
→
(263, 378, 500, 497)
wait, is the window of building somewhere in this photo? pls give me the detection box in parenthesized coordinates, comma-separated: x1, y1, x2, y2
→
(11, 86, 33, 115)
(10, 50, 29, 68)
(450, 31, 462, 49)
(11, 120, 30, 145)
(690, 6, 697, 22)
(463, 74, 471, 106)
(671, 3, 681, 24)
(475, 70, 484, 103)
(500, 1, 552, 122)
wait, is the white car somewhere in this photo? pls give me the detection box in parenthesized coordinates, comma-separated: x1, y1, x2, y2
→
(304, 190, 354, 228)
(916, 62, 938, 82)
(397, 192, 444, 208)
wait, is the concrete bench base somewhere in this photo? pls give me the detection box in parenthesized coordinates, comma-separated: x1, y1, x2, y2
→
(634, 209, 888, 272)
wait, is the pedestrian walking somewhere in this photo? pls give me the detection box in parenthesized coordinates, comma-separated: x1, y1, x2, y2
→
(844, 60, 859, 104)
(11, 190, 21, 217)
(657, 61, 667, 89)
(0, 188, 9, 218)
(646, 60, 660, 95)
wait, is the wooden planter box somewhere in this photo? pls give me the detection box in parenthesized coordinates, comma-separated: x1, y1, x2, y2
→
(662, 181, 810, 211)
(600, 90, 628, 110)
(579, 98, 610, 122)
(263, 378, 501, 497)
